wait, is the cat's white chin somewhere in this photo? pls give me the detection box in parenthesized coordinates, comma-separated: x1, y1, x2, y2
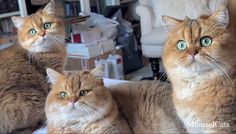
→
(175, 62, 212, 76)
(29, 37, 63, 53)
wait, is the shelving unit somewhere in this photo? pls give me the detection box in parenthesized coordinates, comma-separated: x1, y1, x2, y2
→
(120, 0, 136, 4)
(63, 15, 89, 24)
(0, 11, 20, 19)
(0, 0, 27, 45)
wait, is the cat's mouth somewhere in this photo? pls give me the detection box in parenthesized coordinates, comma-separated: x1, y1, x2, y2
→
(179, 60, 213, 75)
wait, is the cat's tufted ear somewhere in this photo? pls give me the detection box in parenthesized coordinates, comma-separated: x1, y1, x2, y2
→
(90, 65, 105, 79)
(46, 68, 63, 84)
(11, 16, 24, 29)
(162, 16, 182, 32)
(210, 6, 229, 28)
(43, 0, 55, 16)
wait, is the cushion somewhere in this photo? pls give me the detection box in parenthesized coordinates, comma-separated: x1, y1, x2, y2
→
(141, 26, 168, 45)
(150, 0, 211, 27)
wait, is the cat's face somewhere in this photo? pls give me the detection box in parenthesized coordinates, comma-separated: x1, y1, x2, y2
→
(163, 7, 236, 77)
(46, 66, 113, 122)
(12, 1, 65, 53)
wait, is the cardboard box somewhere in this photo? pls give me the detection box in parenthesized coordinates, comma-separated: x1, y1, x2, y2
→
(71, 24, 102, 43)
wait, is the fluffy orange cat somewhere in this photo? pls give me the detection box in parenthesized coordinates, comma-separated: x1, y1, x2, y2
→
(45, 66, 131, 133)
(163, 6, 236, 133)
(0, 1, 66, 133)
(108, 81, 186, 133)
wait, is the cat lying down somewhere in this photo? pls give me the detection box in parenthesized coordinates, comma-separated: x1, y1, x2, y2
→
(45, 66, 132, 133)
(42, 66, 186, 133)
(34, 78, 128, 134)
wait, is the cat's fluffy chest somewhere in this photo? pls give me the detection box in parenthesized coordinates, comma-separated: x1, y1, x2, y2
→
(174, 79, 201, 100)
(175, 107, 216, 133)
(47, 113, 113, 133)
(172, 73, 234, 133)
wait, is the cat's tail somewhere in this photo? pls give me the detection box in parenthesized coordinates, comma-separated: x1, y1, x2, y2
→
(0, 43, 13, 51)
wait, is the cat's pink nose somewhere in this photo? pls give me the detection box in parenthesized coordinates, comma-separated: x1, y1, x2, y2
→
(69, 98, 78, 104)
(39, 32, 46, 37)
(189, 48, 198, 56)
(69, 100, 75, 104)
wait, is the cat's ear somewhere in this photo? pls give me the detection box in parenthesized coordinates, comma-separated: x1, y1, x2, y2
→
(11, 16, 24, 29)
(162, 16, 182, 32)
(210, 6, 229, 28)
(90, 65, 104, 79)
(46, 68, 63, 84)
(43, 0, 55, 16)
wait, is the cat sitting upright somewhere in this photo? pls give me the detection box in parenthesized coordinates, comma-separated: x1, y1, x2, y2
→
(45, 65, 132, 133)
(162, 6, 236, 133)
(0, 1, 66, 133)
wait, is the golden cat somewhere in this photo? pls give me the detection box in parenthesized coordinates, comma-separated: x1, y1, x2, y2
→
(108, 81, 186, 133)
(45, 66, 131, 133)
(162, 6, 236, 133)
(0, 1, 66, 133)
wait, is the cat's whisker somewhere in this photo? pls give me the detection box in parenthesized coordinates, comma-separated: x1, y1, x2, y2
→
(47, 35, 65, 45)
(206, 57, 233, 86)
(205, 58, 235, 98)
(46, 33, 64, 40)
(47, 33, 71, 42)
(39, 120, 48, 130)
(212, 63, 234, 92)
(205, 55, 231, 70)
(176, 57, 191, 67)
(47, 33, 65, 38)
(159, 72, 169, 83)
(79, 103, 112, 129)
(78, 106, 108, 133)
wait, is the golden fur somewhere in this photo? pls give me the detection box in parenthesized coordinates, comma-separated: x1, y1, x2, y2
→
(163, 6, 236, 133)
(0, 1, 66, 133)
(108, 81, 186, 133)
(46, 66, 131, 133)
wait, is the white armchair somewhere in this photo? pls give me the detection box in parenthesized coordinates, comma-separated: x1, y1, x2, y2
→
(136, 0, 227, 80)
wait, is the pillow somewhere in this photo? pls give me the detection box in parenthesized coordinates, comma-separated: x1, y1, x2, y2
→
(150, 0, 212, 27)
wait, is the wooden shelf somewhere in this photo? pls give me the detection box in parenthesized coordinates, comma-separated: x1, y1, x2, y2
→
(0, 11, 20, 19)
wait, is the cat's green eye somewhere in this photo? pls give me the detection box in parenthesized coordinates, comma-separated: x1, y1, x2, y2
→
(200, 36, 212, 47)
(177, 40, 187, 51)
(29, 29, 37, 35)
(59, 91, 68, 99)
(79, 90, 89, 96)
(44, 22, 51, 29)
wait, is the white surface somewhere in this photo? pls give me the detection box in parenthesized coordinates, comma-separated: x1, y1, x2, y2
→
(33, 78, 128, 134)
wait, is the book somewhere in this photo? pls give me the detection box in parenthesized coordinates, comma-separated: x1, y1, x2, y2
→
(67, 39, 114, 58)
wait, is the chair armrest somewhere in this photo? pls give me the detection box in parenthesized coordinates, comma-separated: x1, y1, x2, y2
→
(136, 5, 154, 35)
(209, 0, 227, 12)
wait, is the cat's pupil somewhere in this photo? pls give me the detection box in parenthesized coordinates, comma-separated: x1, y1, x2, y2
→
(44, 22, 51, 29)
(80, 90, 88, 96)
(177, 40, 187, 51)
(60, 91, 68, 99)
(200, 36, 212, 47)
(29, 29, 37, 35)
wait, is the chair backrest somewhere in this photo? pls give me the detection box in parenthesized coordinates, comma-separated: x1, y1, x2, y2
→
(140, 0, 226, 28)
